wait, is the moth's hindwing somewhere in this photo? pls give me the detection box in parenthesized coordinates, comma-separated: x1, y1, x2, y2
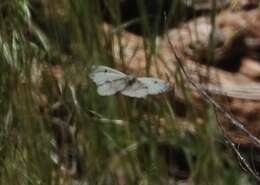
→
(121, 78, 149, 98)
(97, 78, 128, 96)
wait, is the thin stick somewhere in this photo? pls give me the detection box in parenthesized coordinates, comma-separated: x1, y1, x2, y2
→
(166, 34, 260, 146)
(215, 111, 260, 181)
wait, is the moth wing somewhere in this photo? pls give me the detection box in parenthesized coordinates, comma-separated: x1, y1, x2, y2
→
(97, 79, 127, 96)
(121, 80, 149, 98)
(89, 65, 127, 85)
(137, 77, 171, 95)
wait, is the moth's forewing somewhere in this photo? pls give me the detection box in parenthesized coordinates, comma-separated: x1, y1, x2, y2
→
(89, 65, 127, 85)
(137, 77, 171, 95)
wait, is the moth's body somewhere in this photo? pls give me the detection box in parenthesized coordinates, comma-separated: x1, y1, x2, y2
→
(125, 75, 136, 86)
(89, 65, 171, 98)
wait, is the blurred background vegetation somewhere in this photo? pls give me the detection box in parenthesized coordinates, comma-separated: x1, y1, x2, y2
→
(0, 0, 259, 184)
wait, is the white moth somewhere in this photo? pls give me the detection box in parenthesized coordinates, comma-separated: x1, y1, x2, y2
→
(89, 65, 171, 98)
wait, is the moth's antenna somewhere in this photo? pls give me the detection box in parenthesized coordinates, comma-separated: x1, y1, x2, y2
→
(163, 10, 168, 34)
